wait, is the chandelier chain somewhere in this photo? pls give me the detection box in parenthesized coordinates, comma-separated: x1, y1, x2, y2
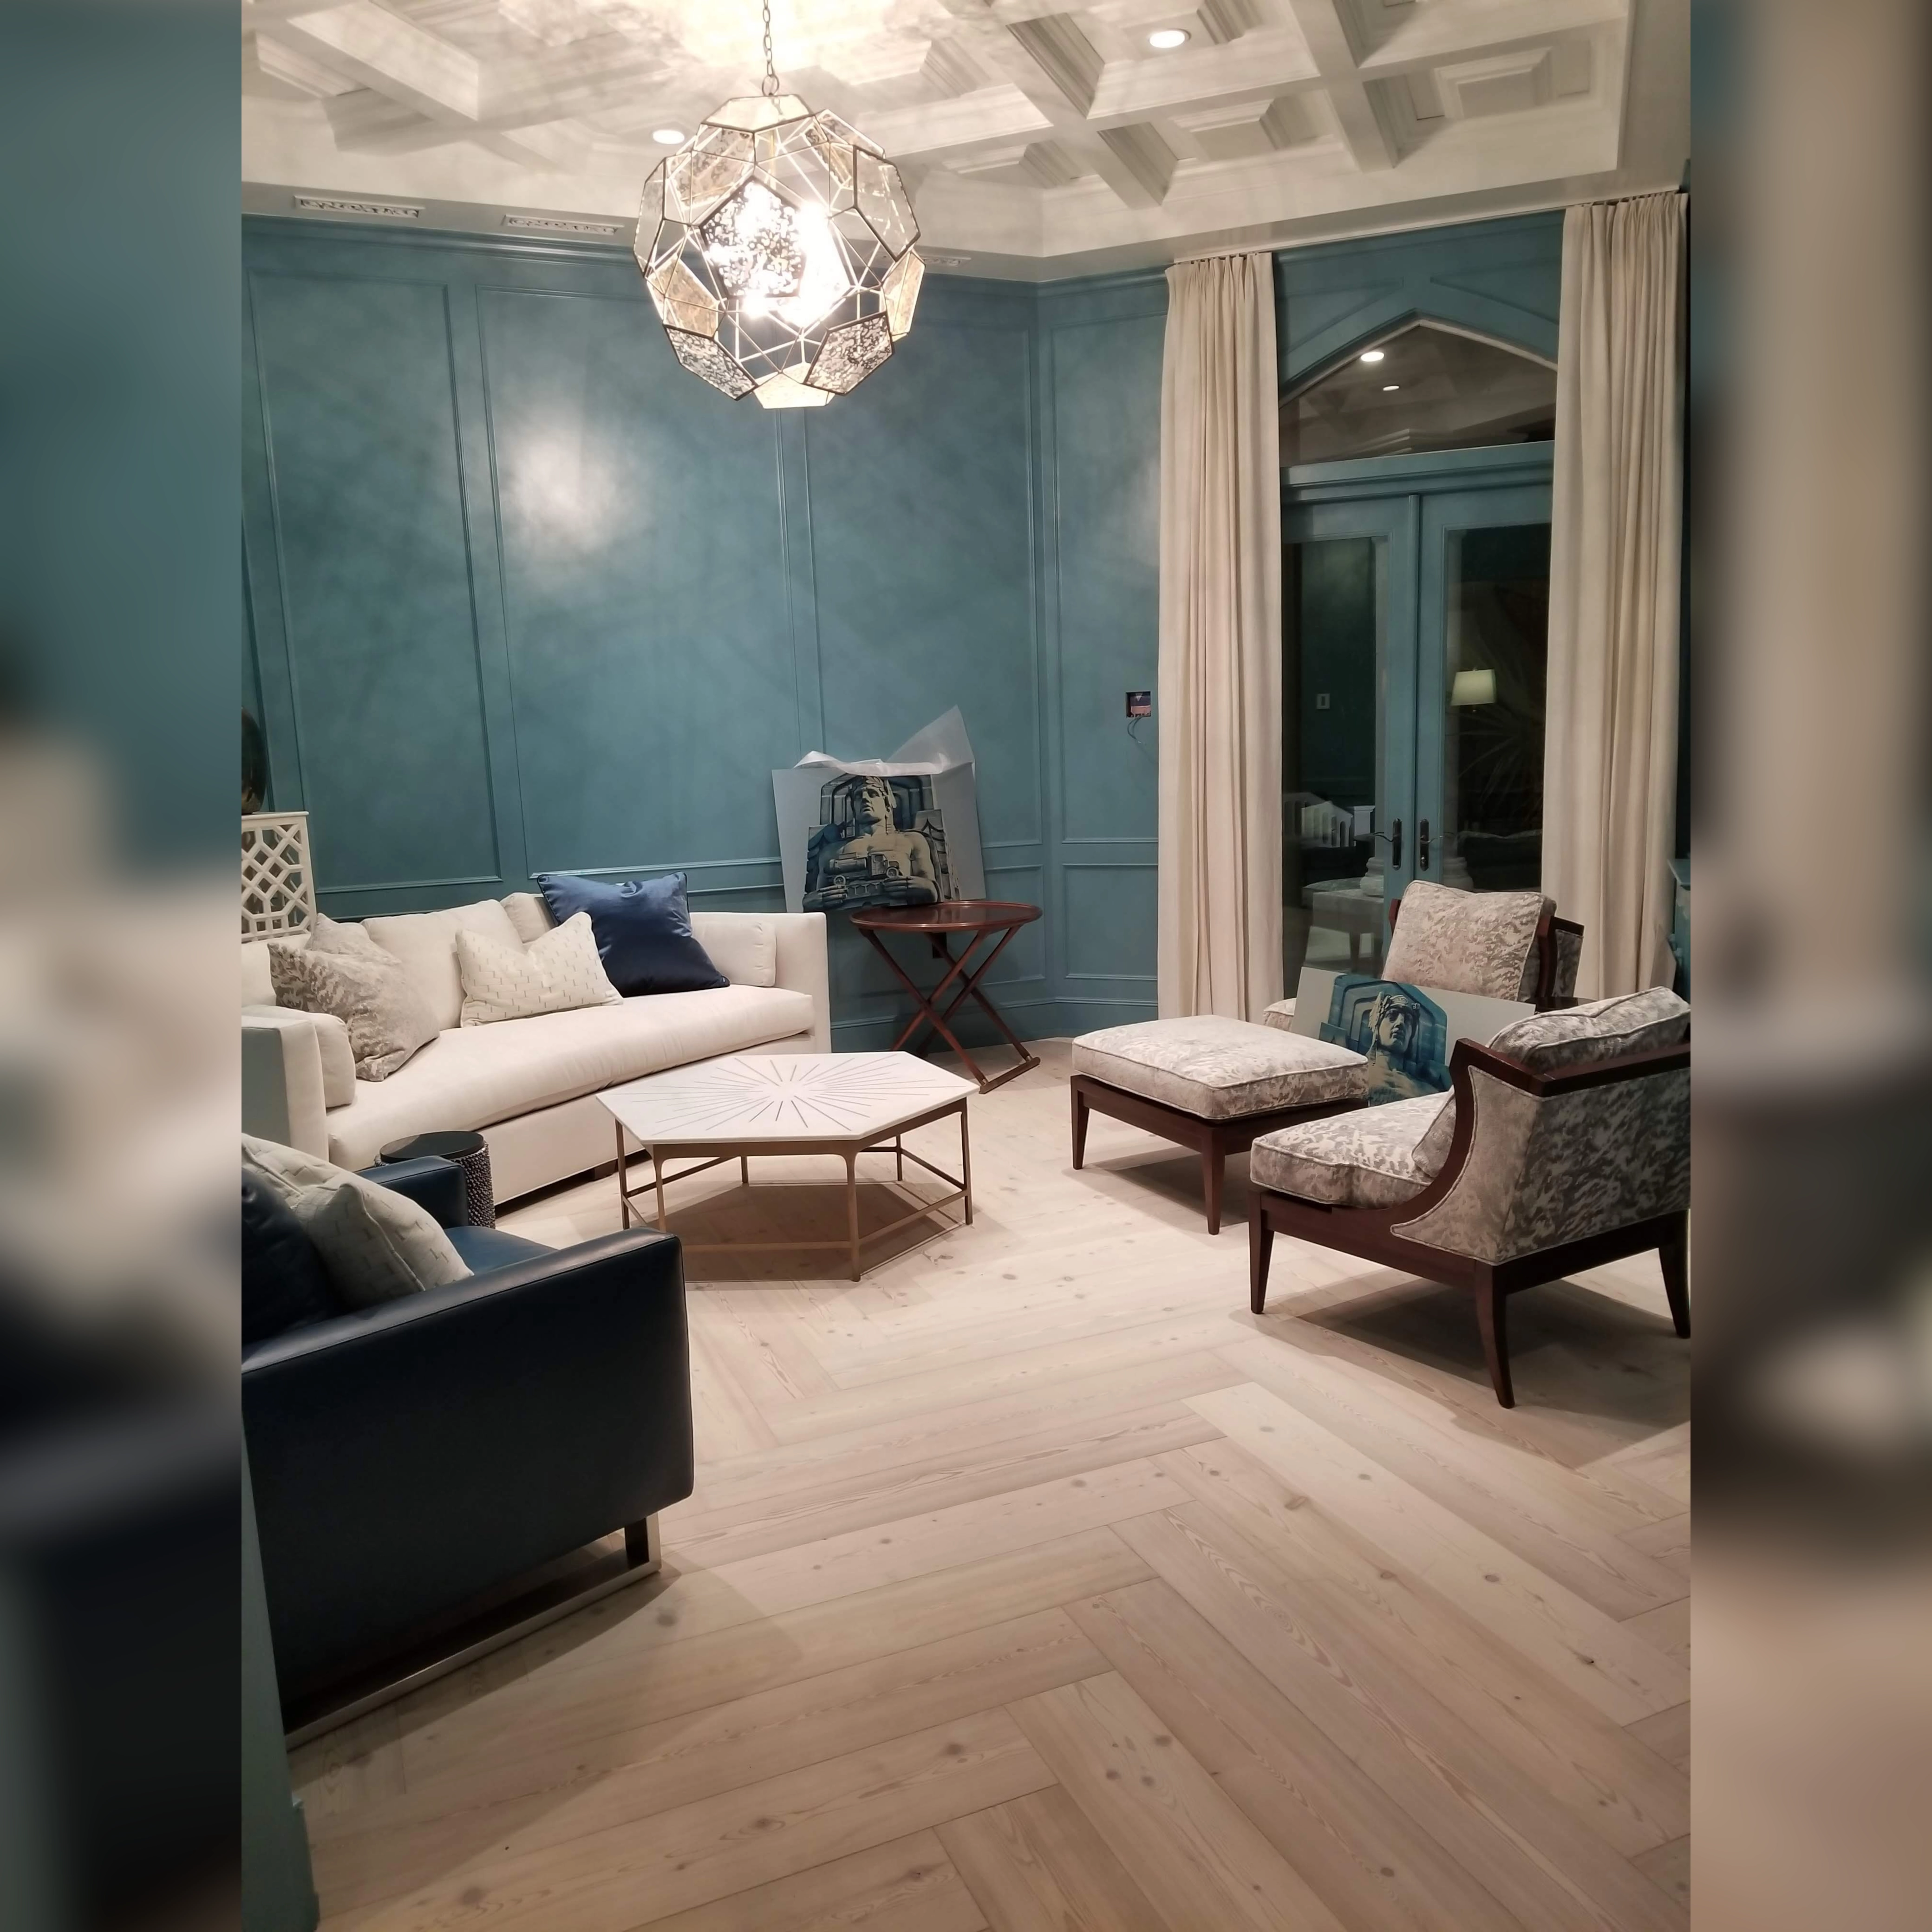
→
(761, 0, 780, 96)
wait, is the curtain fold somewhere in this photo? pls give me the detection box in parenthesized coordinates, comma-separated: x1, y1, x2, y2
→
(1543, 192, 1687, 997)
(1157, 253, 1283, 1020)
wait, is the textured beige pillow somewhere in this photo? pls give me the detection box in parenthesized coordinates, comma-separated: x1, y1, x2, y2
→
(456, 911, 621, 1026)
(363, 901, 526, 1031)
(268, 944, 439, 1082)
(242, 1135, 468, 1310)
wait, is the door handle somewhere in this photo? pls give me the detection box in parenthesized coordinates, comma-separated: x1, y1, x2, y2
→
(1419, 819, 1431, 872)
(1389, 818, 1402, 871)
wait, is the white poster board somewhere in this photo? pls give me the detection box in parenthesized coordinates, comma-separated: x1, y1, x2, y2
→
(774, 708, 987, 915)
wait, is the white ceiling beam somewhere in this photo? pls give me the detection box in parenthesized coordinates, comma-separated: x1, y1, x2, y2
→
(1355, 0, 1626, 76)
(855, 85, 1055, 162)
(1278, 0, 1396, 170)
(258, 3, 484, 124)
(1085, 31, 1321, 125)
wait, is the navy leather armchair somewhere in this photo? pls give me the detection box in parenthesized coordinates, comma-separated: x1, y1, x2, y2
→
(242, 1155, 693, 1697)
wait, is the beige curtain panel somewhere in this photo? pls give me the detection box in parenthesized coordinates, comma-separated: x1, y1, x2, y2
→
(1544, 192, 1688, 997)
(1157, 253, 1283, 1020)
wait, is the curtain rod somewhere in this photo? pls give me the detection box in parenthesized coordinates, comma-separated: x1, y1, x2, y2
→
(1167, 187, 1686, 272)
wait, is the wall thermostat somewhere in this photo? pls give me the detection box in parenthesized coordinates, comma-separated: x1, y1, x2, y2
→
(1125, 690, 1152, 718)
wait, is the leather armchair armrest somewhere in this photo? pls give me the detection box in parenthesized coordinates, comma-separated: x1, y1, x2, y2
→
(361, 1155, 467, 1228)
(243, 1227, 693, 1688)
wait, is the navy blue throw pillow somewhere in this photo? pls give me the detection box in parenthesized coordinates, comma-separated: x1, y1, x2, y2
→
(241, 1170, 344, 1347)
(535, 871, 728, 996)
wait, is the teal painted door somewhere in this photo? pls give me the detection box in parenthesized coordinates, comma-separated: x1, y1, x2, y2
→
(1283, 453, 1552, 987)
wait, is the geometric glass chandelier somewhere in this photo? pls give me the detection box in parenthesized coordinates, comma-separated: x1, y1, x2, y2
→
(634, 1, 924, 409)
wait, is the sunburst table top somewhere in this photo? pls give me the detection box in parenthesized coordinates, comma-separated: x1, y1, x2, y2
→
(599, 1052, 975, 1148)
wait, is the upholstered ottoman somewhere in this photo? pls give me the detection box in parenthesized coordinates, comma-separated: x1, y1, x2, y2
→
(1070, 1016, 1367, 1233)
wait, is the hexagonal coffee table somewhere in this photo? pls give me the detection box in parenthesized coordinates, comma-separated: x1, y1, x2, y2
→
(599, 1053, 975, 1281)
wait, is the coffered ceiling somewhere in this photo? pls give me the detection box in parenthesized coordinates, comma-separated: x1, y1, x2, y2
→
(242, 0, 1688, 276)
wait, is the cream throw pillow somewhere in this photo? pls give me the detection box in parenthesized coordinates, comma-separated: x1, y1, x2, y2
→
(268, 944, 439, 1081)
(456, 911, 621, 1026)
(242, 1135, 469, 1310)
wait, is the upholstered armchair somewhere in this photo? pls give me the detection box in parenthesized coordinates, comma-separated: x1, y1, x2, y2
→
(1247, 990, 1690, 1406)
(1384, 880, 1583, 1009)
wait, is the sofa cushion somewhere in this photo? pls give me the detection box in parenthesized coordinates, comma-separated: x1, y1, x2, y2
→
(1384, 881, 1551, 1002)
(1072, 1016, 1366, 1121)
(323, 983, 817, 1171)
(269, 943, 440, 1083)
(1487, 987, 1689, 1073)
(457, 912, 620, 1026)
(1250, 1092, 1451, 1207)
(500, 891, 555, 944)
(689, 912, 777, 988)
(364, 900, 527, 1031)
(242, 1136, 469, 1309)
(241, 1168, 343, 1346)
(242, 932, 306, 1008)
(537, 872, 728, 998)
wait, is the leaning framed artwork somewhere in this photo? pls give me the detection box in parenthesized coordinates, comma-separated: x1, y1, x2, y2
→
(1287, 967, 1530, 1105)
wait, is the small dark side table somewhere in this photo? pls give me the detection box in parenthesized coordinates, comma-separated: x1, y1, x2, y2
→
(850, 900, 1044, 1093)
(378, 1129, 495, 1227)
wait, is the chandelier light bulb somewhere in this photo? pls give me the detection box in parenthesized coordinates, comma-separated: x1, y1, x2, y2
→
(634, 4, 924, 408)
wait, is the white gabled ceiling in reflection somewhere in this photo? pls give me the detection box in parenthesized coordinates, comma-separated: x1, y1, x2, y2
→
(242, 0, 1689, 277)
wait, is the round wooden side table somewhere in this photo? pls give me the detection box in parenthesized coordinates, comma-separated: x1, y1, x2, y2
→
(850, 899, 1043, 1092)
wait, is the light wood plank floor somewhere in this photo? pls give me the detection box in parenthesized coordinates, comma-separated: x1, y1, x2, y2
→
(294, 1040, 1690, 1932)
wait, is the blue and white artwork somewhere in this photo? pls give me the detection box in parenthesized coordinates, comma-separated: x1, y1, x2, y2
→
(1289, 967, 1532, 1106)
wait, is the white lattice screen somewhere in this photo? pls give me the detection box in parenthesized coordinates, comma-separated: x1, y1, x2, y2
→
(242, 811, 316, 938)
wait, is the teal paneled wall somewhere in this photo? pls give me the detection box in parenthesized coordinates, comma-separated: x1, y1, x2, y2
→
(242, 219, 1044, 1044)
(242, 212, 1560, 1041)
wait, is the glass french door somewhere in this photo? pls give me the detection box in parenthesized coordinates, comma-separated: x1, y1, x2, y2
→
(1283, 465, 1552, 989)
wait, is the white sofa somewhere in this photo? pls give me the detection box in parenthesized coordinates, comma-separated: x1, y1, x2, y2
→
(241, 895, 830, 1203)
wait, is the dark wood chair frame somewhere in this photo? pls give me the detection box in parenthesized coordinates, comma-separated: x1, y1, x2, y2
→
(1070, 1075, 1364, 1236)
(1387, 896, 1585, 1012)
(1247, 1035, 1690, 1407)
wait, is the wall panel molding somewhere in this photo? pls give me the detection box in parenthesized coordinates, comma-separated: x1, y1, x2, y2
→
(245, 211, 1560, 1034)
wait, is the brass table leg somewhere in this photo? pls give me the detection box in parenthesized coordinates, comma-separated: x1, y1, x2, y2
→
(845, 1149, 861, 1282)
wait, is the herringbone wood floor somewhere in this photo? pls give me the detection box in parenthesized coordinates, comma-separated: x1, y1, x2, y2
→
(293, 1040, 1691, 1932)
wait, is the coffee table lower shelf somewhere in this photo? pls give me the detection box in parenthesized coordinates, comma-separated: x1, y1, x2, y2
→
(614, 1099, 972, 1282)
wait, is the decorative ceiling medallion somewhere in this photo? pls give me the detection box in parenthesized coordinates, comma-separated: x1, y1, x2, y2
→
(633, 4, 922, 409)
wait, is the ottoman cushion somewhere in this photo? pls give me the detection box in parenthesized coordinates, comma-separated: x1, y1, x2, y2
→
(1072, 1017, 1365, 1122)
(1250, 1092, 1451, 1207)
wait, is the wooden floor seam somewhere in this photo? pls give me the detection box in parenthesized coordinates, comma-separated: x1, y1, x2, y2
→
(294, 1039, 1690, 1932)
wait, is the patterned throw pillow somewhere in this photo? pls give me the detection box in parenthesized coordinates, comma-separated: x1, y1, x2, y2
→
(242, 1135, 468, 1310)
(268, 942, 440, 1081)
(455, 911, 623, 1026)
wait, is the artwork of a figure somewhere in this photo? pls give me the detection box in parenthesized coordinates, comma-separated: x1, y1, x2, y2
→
(1319, 975, 1451, 1103)
(802, 773, 953, 913)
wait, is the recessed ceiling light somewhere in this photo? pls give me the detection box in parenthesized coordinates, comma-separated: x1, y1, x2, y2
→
(651, 127, 686, 145)
(1147, 28, 1190, 51)
(1382, 384, 1400, 392)
(1359, 349, 1385, 364)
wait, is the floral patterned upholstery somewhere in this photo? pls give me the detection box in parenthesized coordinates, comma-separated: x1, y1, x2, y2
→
(1253, 988, 1691, 1260)
(1486, 986, 1689, 1070)
(1248, 1093, 1452, 1207)
(1072, 1016, 1366, 1121)
(1260, 999, 1295, 1032)
(1408, 987, 1689, 1176)
(1393, 1059, 1689, 1264)
(1384, 881, 1551, 1002)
